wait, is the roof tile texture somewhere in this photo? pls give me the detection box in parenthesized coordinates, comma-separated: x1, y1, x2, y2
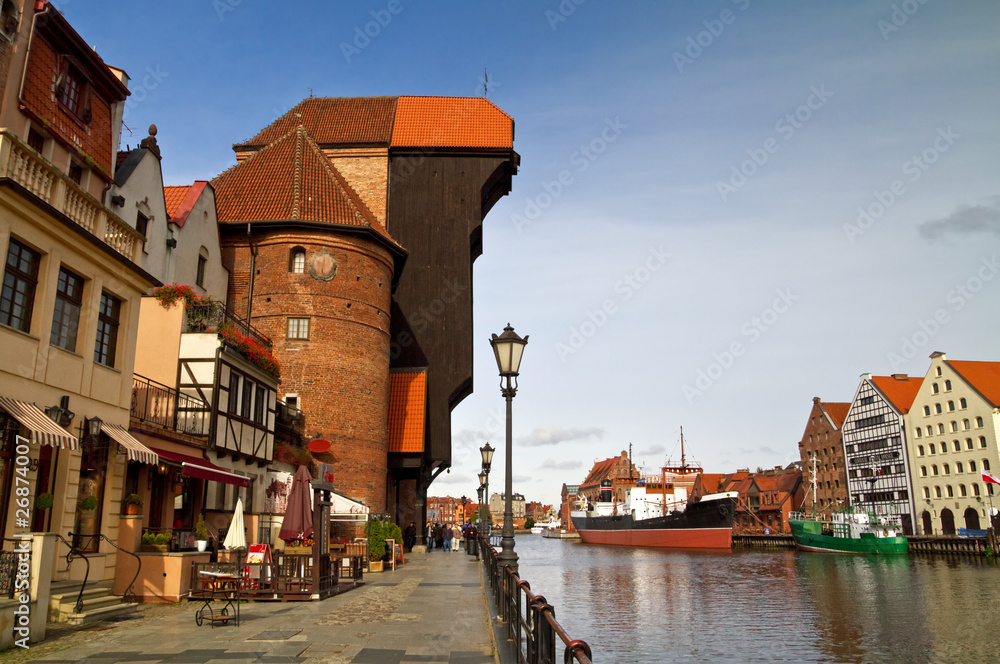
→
(388, 371, 426, 454)
(948, 360, 1000, 407)
(871, 375, 923, 413)
(239, 97, 397, 147)
(391, 96, 514, 148)
(163, 185, 191, 219)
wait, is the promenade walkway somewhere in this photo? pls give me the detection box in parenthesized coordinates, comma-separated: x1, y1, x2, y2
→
(8, 549, 498, 664)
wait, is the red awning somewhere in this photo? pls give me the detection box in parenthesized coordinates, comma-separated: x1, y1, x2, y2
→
(149, 447, 251, 488)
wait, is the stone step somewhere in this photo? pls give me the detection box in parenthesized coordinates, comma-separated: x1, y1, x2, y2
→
(64, 601, 139, 627)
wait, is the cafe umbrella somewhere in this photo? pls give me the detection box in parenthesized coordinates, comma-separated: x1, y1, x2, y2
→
(279, 465, 314, 543)
(223, 497, 247, 550)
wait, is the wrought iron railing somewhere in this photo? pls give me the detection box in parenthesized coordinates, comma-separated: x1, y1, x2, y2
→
(276, 401, 304, 427)
(186, 303, 272, 351)
(480, 536, 594, 664)
(96, 534, 140, 604)
(0, 537, 29, 599)
(131, 373, 211, 436)
(56, 534, 89, 614)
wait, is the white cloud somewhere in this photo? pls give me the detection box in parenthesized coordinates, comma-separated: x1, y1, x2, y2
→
(517, 426, 605, 447)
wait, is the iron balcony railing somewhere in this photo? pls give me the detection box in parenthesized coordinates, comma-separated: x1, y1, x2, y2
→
(481, 536, 593, 664)
(0, 129, 143, 262)
(185, 302, 273, 352)
(131, 374, 211, 437)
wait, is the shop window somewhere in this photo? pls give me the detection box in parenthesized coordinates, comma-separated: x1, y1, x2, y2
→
(51, 266, 84, 351)
(1, 238, 40, 332)
(75, 428, 108, 552)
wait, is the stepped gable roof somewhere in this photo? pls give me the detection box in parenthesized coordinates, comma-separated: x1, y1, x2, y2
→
(236, 97, 397, 148)
(212, 126, 398, 246)
(947, 360, 1000, 407)
(391, 96, 514, 149)
(870, 375, 923, 413)
(234, 96, 514, 151)
(822, 402, 851, 429)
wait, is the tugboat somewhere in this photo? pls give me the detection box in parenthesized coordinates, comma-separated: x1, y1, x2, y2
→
(787, 457, 908, 554)
(570, 430, 737, 549)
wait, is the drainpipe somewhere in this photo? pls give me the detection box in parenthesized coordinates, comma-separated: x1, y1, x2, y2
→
(245, 222, 256, 333)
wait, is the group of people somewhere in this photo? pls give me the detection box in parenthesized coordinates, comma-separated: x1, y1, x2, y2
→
(425, 521, 478, 551)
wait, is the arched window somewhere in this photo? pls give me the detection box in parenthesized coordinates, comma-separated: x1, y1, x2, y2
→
(966, 438, 974, 450)
(947, 485, 954, 498)
(290, 247, 306, 273)
(934, 486, 942, 498)
(973, 483, 981, 496)
(935, 403, 942, 414)
(960, 484, 967, 497)
(951, 421, 958, 432)
(926, 426, 933, 436)
(923, 406, 931, 416)
(980, 436, 988, 448)
(977, 417, 984, 428)
(920, 466, 927, 477)
(983, 459, 991, 472)
(957, 461, 964, 473)
(923, 486, 930, 499)
(929, 443, 936, 454)
(196, 247, 209, 287)
(933, 383, 940, 394)
(936, 367, 942, 376)
(915, 428, 923, 438)
(944, 464, 950, 475)
(918, 445, 924, 456)
(963, 419, 970, 430)
(948, 401, 955, 412)
(954, 440, 961, 452)
(960, 398, 967, 409)
(945, 380, 952, 391)
(932, 465, 938, 476)
(938, 424, 945, 434)
(970, 460, 977, 472)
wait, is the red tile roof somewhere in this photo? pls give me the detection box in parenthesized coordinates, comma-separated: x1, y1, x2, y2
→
(392, 96, 514, 149)
(212, 126, 398, 245)
(822, 402, 851, 429)
(870, 375, 923, 413)
(388, 371, 426, 454)
(164, 182, 208, 228)
(163, 185, 191, 219)
(234, 96, 514, 150)
(947, 360, 1000, 407)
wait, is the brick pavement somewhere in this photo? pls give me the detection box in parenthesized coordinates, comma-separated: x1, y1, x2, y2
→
(6, 548, 497, 664)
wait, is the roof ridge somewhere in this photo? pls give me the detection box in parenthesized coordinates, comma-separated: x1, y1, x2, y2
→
(292, 126, 304, 220)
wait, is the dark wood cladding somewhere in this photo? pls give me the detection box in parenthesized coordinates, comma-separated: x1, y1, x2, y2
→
(387, 151, 518, 468)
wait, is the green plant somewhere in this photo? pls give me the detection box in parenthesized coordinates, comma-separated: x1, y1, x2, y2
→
(79, 495, 98, 511)
(383, 522, 402, 559)
(195, 514, 209, 540)
(524, 517, 535, 530)
(34, 493, 53, 510)
(141, 532, 155, 546)
(124, 493, 143, 507)
(218, 322, 280, 378)
(367, 519, 385, 561)
(154, 533, 170, 546)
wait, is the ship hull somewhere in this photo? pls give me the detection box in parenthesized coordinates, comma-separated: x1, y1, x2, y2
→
(789, 519, 908, 555)
(571, 496, 735, 550)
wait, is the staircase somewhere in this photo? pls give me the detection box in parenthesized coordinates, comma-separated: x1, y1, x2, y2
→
(47, 580, 138, 626)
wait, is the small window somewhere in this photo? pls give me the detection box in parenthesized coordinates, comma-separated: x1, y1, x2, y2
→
(915, 428, 922, 438)
(27, 128, 44, 153)
(56, 59, 92, 124)
(51, 266, 84, 351)
(945, 380, 952, 391)
(135, 212, 149, 239)
(951, 421, 958, 432)
(922, 486, 930, 499)
(973, 483, 981, 496)
(920, 466, 927, 477)
(971, 460, 977, 473)
(948, 401, 955, 412)
(934, 486, 942, 498)
(938, 424, 945, 434)
(241, 377, 253, 420)
(967, 438, 974, 450)
(936, 367, 942, 376)
(953, 440, 960, 452)
(918, 445, 924, 456)
(926, 426, 933, 436)
(980, 436, 988, 448)
(946, 485, 954, 498)
(227, 371, 240, 413)
(976, 417, 984, 428)
(943, 464, 950, 475)
(1, 238, 41, 333)
(253, 384, 265, 424)
(290, 247, 306, 273)
(93, 291, 121, 366)
(932, 465, 938, 476)
(68, 161, 83, 185)
(287, 317, 310, 340)
(984, 459, 991, 472)
(196, 248, 209, 288)
(933, 383, 939, 394)
(957, 462, 964, 474)
(964, 419, 970, 431)
(935, 403, 942, 414)
(960, 398, 967, 409)
(929, 444, 936, 454)
(923, 406, 930, 416)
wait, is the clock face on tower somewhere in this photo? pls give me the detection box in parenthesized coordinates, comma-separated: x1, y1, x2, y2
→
(308, 250, 338, 282)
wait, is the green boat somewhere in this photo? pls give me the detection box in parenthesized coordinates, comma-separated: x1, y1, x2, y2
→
(788, 510, 908, 555)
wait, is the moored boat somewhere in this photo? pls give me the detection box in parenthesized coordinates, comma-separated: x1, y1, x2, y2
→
(788, 510, 908, 554)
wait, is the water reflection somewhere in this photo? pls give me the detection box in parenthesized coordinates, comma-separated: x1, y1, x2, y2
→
(513, 535, 1000, 663)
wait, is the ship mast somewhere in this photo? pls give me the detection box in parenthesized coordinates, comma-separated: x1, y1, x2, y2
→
(812, 455, 818, 514)
(680, 426, 686, 471)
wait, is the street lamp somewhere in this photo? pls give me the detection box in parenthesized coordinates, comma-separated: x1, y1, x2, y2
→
(477, 478, 486, 532)
(480, 443, 493, 535)
(490, 323, 528, 573)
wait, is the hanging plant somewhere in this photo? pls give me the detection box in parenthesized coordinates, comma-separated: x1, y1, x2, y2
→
(151, 283, 215, 310)
(218, 322, 281, 378)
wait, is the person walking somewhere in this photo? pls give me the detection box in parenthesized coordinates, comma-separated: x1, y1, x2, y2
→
(435, 523, 444, 551)
(443, 523, 454, 552)
(452, 524, 461, 551)
(404, 521, 416, 553)
(426, 521, 434, 550)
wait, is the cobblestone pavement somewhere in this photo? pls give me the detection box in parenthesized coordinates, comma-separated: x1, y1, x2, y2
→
(4, 549, 496, 664)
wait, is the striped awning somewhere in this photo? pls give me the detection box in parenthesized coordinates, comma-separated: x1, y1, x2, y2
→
(100, 423, 158, 465)
(0, 396, 79, 450)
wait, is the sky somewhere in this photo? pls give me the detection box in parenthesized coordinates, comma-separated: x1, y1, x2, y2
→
(66, 1, 1000, 509)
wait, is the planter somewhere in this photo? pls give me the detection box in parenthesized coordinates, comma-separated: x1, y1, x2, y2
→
(196, 540, 207, 552)
(140, 544, 169, 553)
(125, 504, 141, 516)
(368, 560, 383, 573)
(284, 546, 313, 555)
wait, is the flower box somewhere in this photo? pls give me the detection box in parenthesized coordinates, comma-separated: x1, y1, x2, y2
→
(368, 560, 383, 573)
(284, 546, 312, 555)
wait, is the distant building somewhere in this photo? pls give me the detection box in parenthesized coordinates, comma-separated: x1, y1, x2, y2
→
(908, 352, 1000, 535)
(842, 373, 922, 534)
(560, 484, 581, 532)
(798, 397, 851, 514)
(579, 451, 636, 505)
(489, 492, 525, 527)
(721, 467, 803, 534)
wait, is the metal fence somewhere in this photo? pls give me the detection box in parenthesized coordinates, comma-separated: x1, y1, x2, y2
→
(186, 303, 273, 351)
(480, 537, 593, 664)
(131, 374, 211, 436)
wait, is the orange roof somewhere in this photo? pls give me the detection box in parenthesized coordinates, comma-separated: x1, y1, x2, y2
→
(822, 402, 851, 429)
(870, 375, 923, 413)
(163, 182, 209, 227)
(388, 371, 426, 454)
(235, 96, 514, 151)
(212, 126, 397, 244)
(391, 96, 513, 149)
(948, 360, 1000, 407)
(163, 185, 191, 219)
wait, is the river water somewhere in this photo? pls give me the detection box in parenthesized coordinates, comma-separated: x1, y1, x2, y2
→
(511, 534, 1000, 663)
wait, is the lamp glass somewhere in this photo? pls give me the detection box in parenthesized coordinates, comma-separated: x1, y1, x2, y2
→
(478, 471, 487, 486)
(490, 325, 528, 376)
(88, 417, 102, 438)
(480, 442, 494, 467)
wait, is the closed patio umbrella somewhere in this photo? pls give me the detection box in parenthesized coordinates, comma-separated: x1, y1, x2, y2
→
(223, 497, 247, 550)
(278, 465, 314, 543)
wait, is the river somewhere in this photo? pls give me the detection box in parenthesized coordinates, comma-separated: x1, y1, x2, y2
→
(511, 534, 1000, 663)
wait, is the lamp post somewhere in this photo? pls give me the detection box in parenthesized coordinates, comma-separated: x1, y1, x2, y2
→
(480, 443, 493, 535)
(490, 323, 528, 573)
(477, 478, 485, 532)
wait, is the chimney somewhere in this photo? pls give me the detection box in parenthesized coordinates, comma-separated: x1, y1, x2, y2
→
(891, 374, 908, 380)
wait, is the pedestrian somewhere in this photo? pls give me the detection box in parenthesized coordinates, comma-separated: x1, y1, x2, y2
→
(404, 521, 416, 553)
(452, 524, 461, 551)
(426, 521, 434, 550)
(443, 523, 453, 552)
(435, 523, 444, 551)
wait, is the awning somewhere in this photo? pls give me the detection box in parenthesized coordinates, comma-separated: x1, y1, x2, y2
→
(100, 423, 157, 465)
(330, 491, 369, 522)
(149, 446, 252, 488)
(0, 396, 79, 450)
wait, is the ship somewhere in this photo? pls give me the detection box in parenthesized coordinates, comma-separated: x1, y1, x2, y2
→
(570, 429, 738, 549)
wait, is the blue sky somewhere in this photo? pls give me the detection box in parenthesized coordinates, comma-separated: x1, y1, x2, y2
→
(68, 1, 1000, 509)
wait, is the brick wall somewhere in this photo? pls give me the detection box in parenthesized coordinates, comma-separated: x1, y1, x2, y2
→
(223, 228, 395, 511)
(798, 399, 850, 511)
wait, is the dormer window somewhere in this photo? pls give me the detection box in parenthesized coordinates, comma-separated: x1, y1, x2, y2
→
(55, 57, 92, 124)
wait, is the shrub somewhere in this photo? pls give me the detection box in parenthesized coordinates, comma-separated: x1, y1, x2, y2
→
(34, 493, 53, 510)
(124, 493, 143, 507)
(141, 532, 155, 546)
(367, 519, 385, 561)
(154, 533, 170, 546)
(195, 514, 209, 540)
(79, 495, 98, 511)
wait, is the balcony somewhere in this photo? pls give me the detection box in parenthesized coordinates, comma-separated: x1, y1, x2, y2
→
(186, 303, 273, 352)
(131, 374, 211, 437)
(0, 129, 144, 263)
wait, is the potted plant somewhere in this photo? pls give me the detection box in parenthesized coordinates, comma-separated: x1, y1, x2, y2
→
(140, 532, 170, 553)
(383, 521, 403, 565)
(194, 514, 209, 552)
(367, 519, 385, 572)
(123, 493, 143, 516)
(34, 493, 53, 511)
(79, 495, 98, 512)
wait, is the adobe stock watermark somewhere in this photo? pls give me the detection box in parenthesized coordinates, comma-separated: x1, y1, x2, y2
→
(716, 85, 833, 201)
(673, 0, 751, 73)
(843, 126, 959, 244)
(340, 0, 409, 63)
(11, 434, 33, 648)
(389, 278, 466, 361)
(213, 0, 244, 21)
(555, 246, 669, 361)
(682, 288, 798, 404)
(886, 255, 998, 370)
(512, 117, 628, 233)
(123, 66, 169, 119)
(546, 0, 586, 31)
(878, 0, 932, 40)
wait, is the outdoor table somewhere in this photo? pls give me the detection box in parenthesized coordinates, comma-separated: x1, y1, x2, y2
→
(194, 571, 240, 627)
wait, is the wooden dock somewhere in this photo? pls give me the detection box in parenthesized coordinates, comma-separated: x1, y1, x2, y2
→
(732, 533, 998, 557)
(732, 534, 795, 549)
